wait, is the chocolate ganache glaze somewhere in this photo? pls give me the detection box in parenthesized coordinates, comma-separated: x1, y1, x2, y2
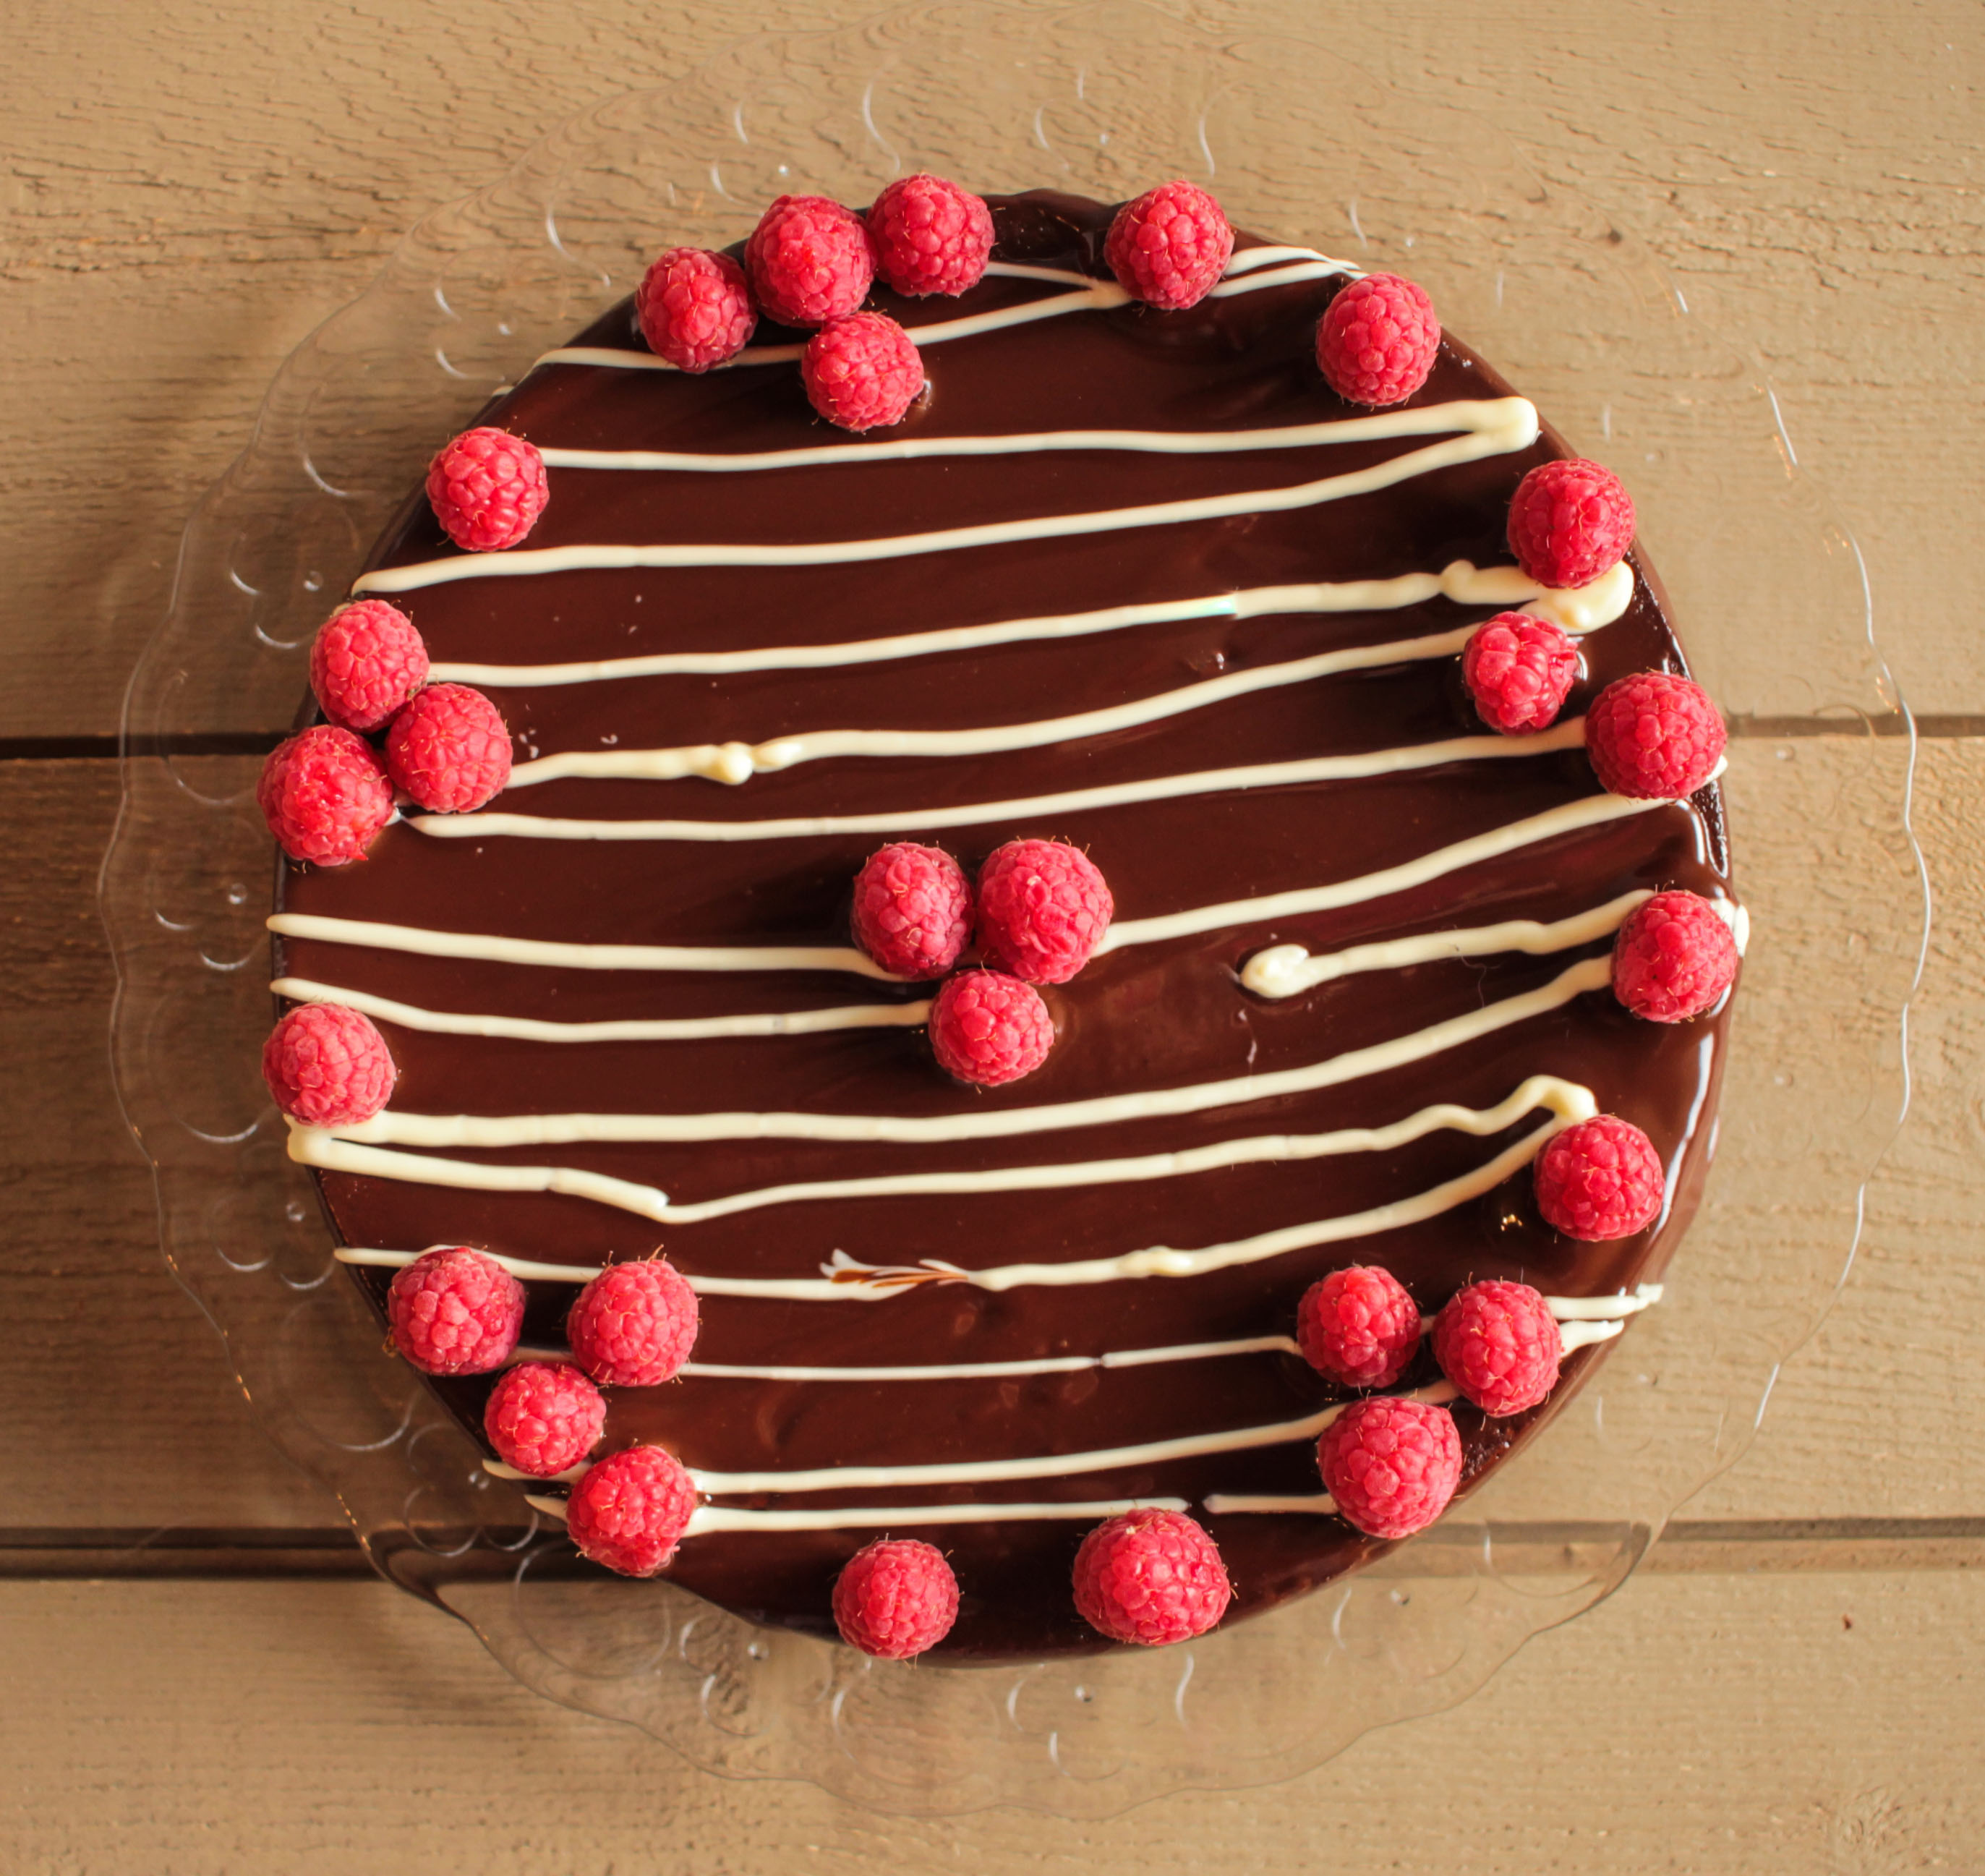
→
(273, 191, 1735, 1660)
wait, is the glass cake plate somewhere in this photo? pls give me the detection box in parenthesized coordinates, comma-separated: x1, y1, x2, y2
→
(102, 1, 1926, 1815)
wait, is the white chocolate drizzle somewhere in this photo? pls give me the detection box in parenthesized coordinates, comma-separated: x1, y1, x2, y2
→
(411, 719, 1587, 844)
(349, 400, 1539, 595)
(307, 1075, 1589, 1232)
(298, 957, 1610, 1161)
(525, 1494, 1195, 1535)
(534, 401, 1516, 477)
(1239, 891, 1653, 999)
(1098, 776, 1715, 955)
(523, 249, 1354, 379)
(268, 911, 897, 981)
(270, 976, 929, 1044)
(427, 559, 1631, 691)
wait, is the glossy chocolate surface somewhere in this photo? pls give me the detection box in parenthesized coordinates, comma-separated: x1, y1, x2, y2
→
(278, 192, 1733, 1659)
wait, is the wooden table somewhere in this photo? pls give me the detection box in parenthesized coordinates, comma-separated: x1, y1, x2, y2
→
(7, 1, 1981, 1866)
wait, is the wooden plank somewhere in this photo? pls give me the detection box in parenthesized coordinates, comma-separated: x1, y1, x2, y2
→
(4, 0, 1980, 737)
(1, 739, 1966, 1536)
(0, 1571, 1977, 1868)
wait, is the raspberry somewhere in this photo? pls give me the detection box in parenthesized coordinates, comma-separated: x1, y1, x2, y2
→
(802, 312, 924, 432)
(1534, 1114, 1665, 1241)
(566, 1258, 699, 1387)
(1585, 672, 1726, 801)
(1507, 458, 1636, 590)
(309, 600, 429, 733)
(565, 1444, 698, 1578)
(929, 970, 1054, 1087)
(832, 1538, 960, 1658)
(1297, 1265, 1422, 1390)
(1461, 611, 1579, 735)
(1317, 1397, 1462, 1540)
(867, 174, 994, 297)
(484, 1361, 607, 1478)
(1072, 1509, 1231, 1646)
(850, 842, 973, 978)
(1433, 1279, 1563, 1417)
(386, 1247, 525, 1376)
(1315, 273, 1440, 407)
(635, 246, 758, 372)
(262, 1002, 396, 1127)
(745, 194, 876, 328)
(975, 838, 1113, 984)
(1104, 181, 1234, 311)
(257, 725, 395, 866)
(385, 681, 513, 814)
(425, 427, 549, 553)
(1613, 890, 1741, 1023)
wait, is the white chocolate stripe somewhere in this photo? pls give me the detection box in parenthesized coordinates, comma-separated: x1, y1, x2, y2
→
(426, 559, 1634, 689)
(307, 955, 1611, 1156)
(307, 1103, 1580, 1292)
(522, 250, 1354, 379)
(1239, 891, 1655, 998)
(334, 1075, 1587, 1229)
(1203, 1492, 1337, 1516)
(533, 402, 1497, 476)
(524, 1495, 1194, 1535)
(268, 912, 896, 981)
(270, 774, 1677, 989)
(503, 625, 1489, 788)
(1098, 782, 1708, 955)
(492, 1333, 1305, 1395)
(270, 976, 931, 1044)
(693, 1383, 1468, 1496)
(411, 717, 1589, 843)
(349, 398, 1540, 594)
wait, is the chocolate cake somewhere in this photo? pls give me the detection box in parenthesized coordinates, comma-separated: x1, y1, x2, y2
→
(265, 187, 1737, 1660)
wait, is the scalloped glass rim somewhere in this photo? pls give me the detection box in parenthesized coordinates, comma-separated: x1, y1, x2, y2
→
(102, 0, 1925, 1817)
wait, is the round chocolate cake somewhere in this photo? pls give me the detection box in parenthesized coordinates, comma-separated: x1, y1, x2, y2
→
(266, 187, 1737, 1660)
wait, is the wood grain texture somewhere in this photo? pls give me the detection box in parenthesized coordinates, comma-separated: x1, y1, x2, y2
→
(4, 0, 1979, 737)
(1, 1572, 1977, 1871)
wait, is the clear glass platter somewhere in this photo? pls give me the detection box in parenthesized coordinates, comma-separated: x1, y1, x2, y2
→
(102, 0, 1926, 1816)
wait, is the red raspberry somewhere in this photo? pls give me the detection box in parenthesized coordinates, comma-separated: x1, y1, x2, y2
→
(1461, 611, 1579, 735)
(867, 173, 994, 297)
(1315, 273, 1440, 407)
(1072, 1509, 1231, 1646)
(565, 1445, 698, 1578)
(929, 970, 1054, 1087)
(262, 1002, 396, 1127)
(635, 246, 758, 372)
(850, 842, 973, 978)
(801, 312, 924, 432)
(425, 427, 549, 553)
(1585, 671, 1726, 800)
(832, 1538, 960, 1658)
(1613, 890, 1741, 1023)
(1104, 181, 1234, 311)
(257, 725, 395, 866)
(1296, 1265, 1422, 1390)
(385, 681, 513, 814)
(975, 838, 1113, 984)
(1433, 1279, 1563, 1417)
(309, 600, 429, 733)
(1317, 1397, 1462, 1540)
(386, 1247, 525, 1376)
(1534, 1114, 1665, 1241)
(484, 1360, 607, 1478)
(745, 194, 876, 328)
(1507, 457, 1636, 590)
(566, 1258, 699, 1387)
